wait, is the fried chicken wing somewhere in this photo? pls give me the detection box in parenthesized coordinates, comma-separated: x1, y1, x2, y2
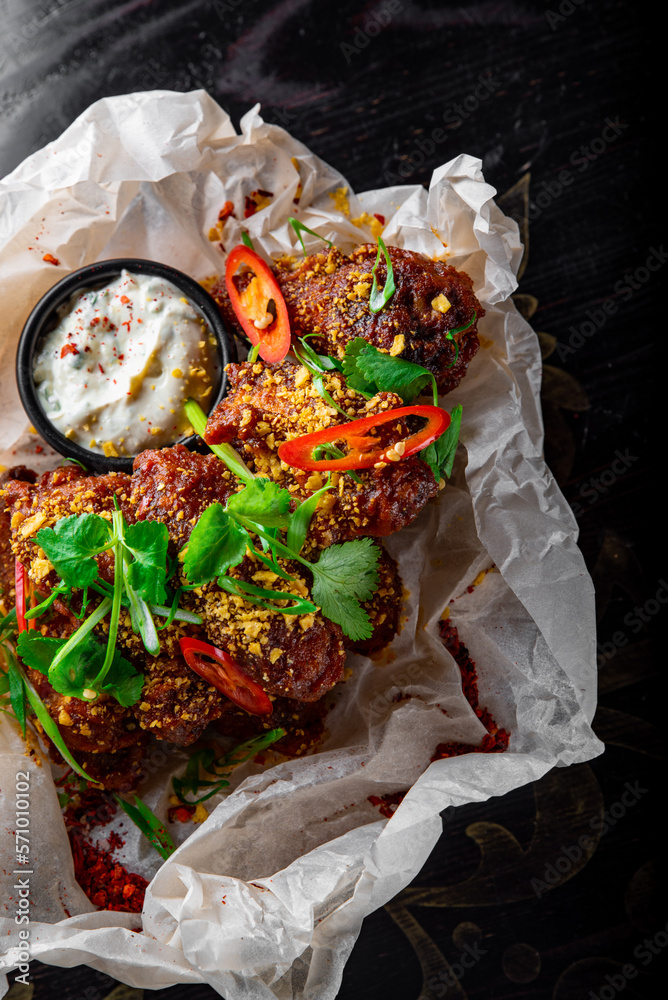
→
(212, 244, 484, 394)
(204, 359, 439, 546)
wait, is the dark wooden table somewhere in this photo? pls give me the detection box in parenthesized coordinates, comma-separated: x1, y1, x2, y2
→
(1, 2, 660, 998)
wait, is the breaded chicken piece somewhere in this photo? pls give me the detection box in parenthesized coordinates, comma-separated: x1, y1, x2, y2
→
(204, 359, 439, 546)
(211, 244, 483, 394)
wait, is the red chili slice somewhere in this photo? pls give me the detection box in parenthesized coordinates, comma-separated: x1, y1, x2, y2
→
(277, 404, 450, 471)
(224, 245, 291, 363)
(179, 637, 273, 716)
(15, 560, 35, 634)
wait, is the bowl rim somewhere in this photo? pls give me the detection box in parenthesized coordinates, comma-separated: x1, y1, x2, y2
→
(15, 257, 232, 473)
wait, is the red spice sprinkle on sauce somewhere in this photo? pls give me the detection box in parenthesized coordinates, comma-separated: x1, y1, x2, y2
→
(60, 343, 79, 358)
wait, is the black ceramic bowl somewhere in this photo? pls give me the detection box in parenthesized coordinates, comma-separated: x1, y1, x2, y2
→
(16, 258, 233, 473)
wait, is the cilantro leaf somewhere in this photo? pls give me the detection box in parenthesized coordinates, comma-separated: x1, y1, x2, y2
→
(183, 503, 248, 583)
(35, 513, 112, 588)
(310, 537, 380, 641)
(341, 339, 376, 397)
(420, 404, 462, 481)
(17, 630, 142, 707)
(16, 631, 59, 676)
(98, 655, 144, 707)
(342, 338, 437, 404)
(123, 520, 169, 604)
(226, 479, 292, 529)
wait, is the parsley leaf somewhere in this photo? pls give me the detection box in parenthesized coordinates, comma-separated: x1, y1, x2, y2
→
(342, 338, 437, 404)
(36, 513, 112, 588)
(182, 503, 248, 584)
(309, 537, 380, 641)
(420, 404, 463, 481)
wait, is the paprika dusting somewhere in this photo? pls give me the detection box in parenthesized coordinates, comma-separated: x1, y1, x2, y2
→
(431, 618, 510, 760)
(62, 779, 148, 913)
(367, 618, 510, 819)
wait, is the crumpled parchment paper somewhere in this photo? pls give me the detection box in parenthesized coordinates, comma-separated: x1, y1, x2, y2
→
(0, 89, 603, 1000)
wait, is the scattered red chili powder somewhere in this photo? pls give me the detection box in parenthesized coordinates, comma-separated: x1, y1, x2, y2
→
(368, 791, 405, 819)
(244, 189, 273, 218)
(60, 343, 79, 358)
(43, 253, 60, 265)
(62, 783, 148, 913)
(68, 829, 147, 912)
(367, 620, 510, 818)
(431, 619, 510, 760)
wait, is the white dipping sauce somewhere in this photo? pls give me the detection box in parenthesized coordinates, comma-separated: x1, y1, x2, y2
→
(33, 270, 219, 457)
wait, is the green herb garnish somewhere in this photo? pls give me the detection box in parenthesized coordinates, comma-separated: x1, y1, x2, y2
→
(114, 793, 176, 861)
(444, 312, 476, 368)
(172, 728, 286, 804)
(22, 506, 173, 704)
(183, 481, 380, 641)
(0, 640, 95, 781)
(286, 477, 334, 554)
(369, 236, 395, 313)
(420, 404, 463, 481)
(185, 398, 255, 484)
(241, 230, 255, 249)
(292, 339, 350, 419)
(342, 338, 438, 405)
(288, 217, 333, 256)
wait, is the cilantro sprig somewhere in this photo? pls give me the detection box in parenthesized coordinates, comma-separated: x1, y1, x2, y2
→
(182, 479, 380, 641)
(13, 506, 183, 706)
(342, 337, 439, 405)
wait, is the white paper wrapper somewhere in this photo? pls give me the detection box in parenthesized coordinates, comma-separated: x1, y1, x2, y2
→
(0, 90, 603, 999)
